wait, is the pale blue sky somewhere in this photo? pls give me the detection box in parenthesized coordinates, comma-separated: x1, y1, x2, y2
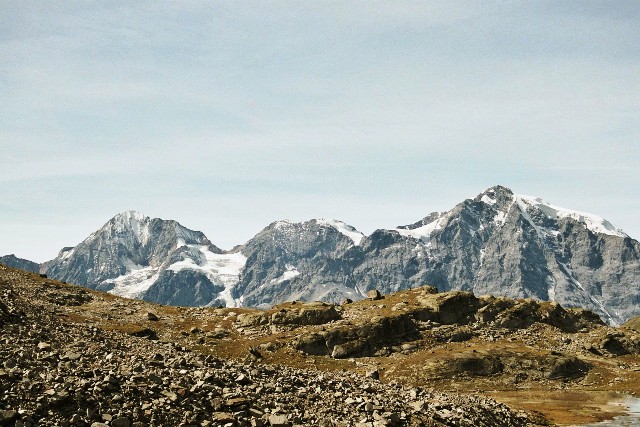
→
(1, 2, 639, 262)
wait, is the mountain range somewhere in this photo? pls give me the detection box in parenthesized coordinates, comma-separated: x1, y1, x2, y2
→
(4, 185, 639, 325)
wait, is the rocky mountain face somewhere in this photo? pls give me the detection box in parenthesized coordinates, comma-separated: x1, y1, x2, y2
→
(0, 254, 40, 274)
(345, 185, 639, 325)
(10, 186, 640, 325)
(41, 211, 240, 307)
(232, 186, 639, 325)
(234, 219, 366, 308)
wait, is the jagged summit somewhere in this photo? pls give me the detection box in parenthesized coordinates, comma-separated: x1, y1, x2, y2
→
(107, 210, 150, 229)
(102, 210, 154, 245)
(97, 210, 220, 250)
(313, 218, 365, 245)
(479, 185, 626, 237)
(115, 209, 148, 220)
(264, 218, 365, 246)
(475, 185, 515, 206)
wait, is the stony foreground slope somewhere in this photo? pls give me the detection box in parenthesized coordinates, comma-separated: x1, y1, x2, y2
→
(0, 265, 537, 427)
(6, 265, 640, 425)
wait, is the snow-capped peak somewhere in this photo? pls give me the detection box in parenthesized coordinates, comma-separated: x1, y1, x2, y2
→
(272, 220, 293, 230)
(109, 210, 149, 227)
(476, 185, 514, 207)
(315, 218, 365, 246)
(515, 195, 627, 238)
(108, 210, 152, 243)
(118, 210, 147, 220)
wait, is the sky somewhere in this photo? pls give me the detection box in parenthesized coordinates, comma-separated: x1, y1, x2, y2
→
(1, 1, 639, 262)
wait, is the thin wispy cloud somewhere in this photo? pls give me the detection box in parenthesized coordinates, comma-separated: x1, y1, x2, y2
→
(1, 2, 638, 261)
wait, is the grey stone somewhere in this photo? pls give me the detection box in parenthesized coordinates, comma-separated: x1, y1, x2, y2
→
(0, 410, 18, 424)
(111, 417, 131, 427)
(213, 413, 235, 423)
(268, 414, 291, 426)
(365, 369, 380, 380)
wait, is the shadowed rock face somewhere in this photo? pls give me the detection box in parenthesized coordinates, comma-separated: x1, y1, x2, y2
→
(295, 313, 421, 359)
(0, 254, 39, 274)
(233, 219, 365, 306)
(142, 269, 225, 307)
(24, 186, 640, 324)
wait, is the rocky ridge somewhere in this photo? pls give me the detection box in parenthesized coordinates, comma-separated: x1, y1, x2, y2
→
(0, 255, 39, 274)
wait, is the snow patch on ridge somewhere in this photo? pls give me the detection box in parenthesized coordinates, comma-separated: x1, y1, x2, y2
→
(515, 196, 551, 243)
(111, 211, 152, 245)
(271, 264, 301, 284)
(493, 210, 508, 226)
(394, 215, 447, 241)
(105, 245, 247, 307)
(168, 245, 247, 308)
(480, 194, 497, 205)
(516, 195, 626, 238)
(107, 266, 159, 299)
(493, 198, 516, 227)
(59, 247, 75, 260)
(273, 220, 292, 230)
(316, 219, 365, 245)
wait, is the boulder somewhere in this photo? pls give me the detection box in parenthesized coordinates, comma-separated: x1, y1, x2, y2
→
(545, 356, 590, 379)
(270, 303, 341, 326)
(268, 414, 291, 426)
(296, 313, 419, 358)
(367, 289, 383, 300)
(237, 312, 269, 327)
(437, 353, 504, 377)
(417, 291, 480, 325)
(295, 333, 330, 356)
(490, 299, 604, 332)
